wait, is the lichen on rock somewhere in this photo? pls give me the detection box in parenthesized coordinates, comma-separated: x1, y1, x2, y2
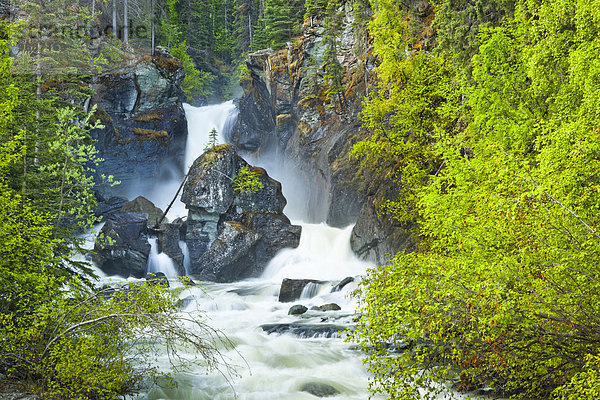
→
(181, 146, 301, 282)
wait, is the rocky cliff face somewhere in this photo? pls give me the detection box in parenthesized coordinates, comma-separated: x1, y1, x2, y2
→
(181, 145, 301, 282)
(228, 8, 373, 226)
(227, 7, 413, 264)
(90, 49, 188, 200)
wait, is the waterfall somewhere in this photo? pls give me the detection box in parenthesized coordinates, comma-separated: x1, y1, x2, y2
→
(178, 240, 191, 275)
(114, 101, 471, 400)
(262, 223, 368, 282)
(145, 101, 237, 216)
(146, 237, 178, 278)
(300, 282, 320, 299)
(183, 101, 237, 170)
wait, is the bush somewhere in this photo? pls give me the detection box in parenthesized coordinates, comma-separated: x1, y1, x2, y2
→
(233, 165, 264, 194)
(1, 280, 233, 399)
(170, 42, 215, 103)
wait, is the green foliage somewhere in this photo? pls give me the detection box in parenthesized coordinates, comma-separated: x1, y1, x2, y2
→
(203, 128, 220, 151)
(434, 0, 514, 73)
(1, 279, 232, 399)
(233, 165, 264, 193)
(0, 19, 232, 399)
(161, 0, 184, 46)
(254, 0, 305, 49)
(352, 0, 600, 398)
(351, 0, 461, 224)
(170, 42, 215, 102)
(322, 0, 346, 109)
(554, 354, 600, 400)
(304, 0, 328, 17)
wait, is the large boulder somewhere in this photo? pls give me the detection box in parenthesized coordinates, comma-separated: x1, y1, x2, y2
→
(93, 193, 129, 221)
(120, 196, 165, 227)
(350, 195, 414, 265)
(278, 278, 321, 302)
(181, 145, 301, 282)
(299, 382, 340, 397)
(93, 212, 151, 278)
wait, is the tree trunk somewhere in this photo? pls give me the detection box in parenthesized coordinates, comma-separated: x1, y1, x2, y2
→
(248, 13, 252, 50)
(224, 0, 228, 32)
(112, 0, 117, 38)
(151, 0, 155, 55)
(123, 0, 128, 44)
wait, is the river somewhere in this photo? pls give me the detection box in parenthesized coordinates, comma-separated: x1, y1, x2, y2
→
(82, 102, 380, 400)
(87, 102, 469, 400)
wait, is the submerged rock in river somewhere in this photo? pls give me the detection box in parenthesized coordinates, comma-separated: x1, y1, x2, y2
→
(278, 278, 321, 302)
(181, 145, 301, 282)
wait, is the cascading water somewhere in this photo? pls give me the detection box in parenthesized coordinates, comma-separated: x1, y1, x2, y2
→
(120, 102, 379, 399)
(123, 102, 468, 400)
(144, 101, 237, 216)
(183, 101, 238, 169)
(147, 237, 179, 278)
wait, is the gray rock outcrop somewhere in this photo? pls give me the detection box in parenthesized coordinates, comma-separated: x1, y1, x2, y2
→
(90, 49, 188, 199)
(311, 303, 341, 312)
(226, 8, 420, 260)
(299, 382, 340, 397)
(120, 196, 165, 227)
(157, 222, 186, 275)
(181, 145, 301, 282)
(93, 212, 151, 278)
(288, 304, 308, 315)
(350, 195, 414, 265)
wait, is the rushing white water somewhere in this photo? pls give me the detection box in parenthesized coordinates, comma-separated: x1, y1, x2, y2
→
(121, 102, 381, 399)
(178, 240, 191, 275)
(183, 101, 238, 170)
(262, 223, 369, 282)
(147, 237, 179, 278)
(120, 102, 474, 400)
(144, 101, 237, 217)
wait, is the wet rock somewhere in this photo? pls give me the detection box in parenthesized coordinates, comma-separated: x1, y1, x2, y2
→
(288, 304, 308, 315)
(260, 323, 349, 338)
(178, 276, 197, 286)
(176, 295, 196, 310)
(181, 146, 301, 282)
(246, 213, 302, 266)
(299, 382, 340, 397)
(93, 212, 151, 278)
(226, 15, 375, 227)
(145, 271, 169, 287)
(157, 222, 185, 275)
(228, 49, 276, 152)
(94, 194, 129, 221)
(181, 145, 242, 213)
(311, 303, 341, 312)
(350, 195, 414, 265)
(332, 276, 354, 292)
(120, 196, 165, 227)
(278, 278, 320, 302)
(91, 51, 188, 200)
(194, 222, 261, 282)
